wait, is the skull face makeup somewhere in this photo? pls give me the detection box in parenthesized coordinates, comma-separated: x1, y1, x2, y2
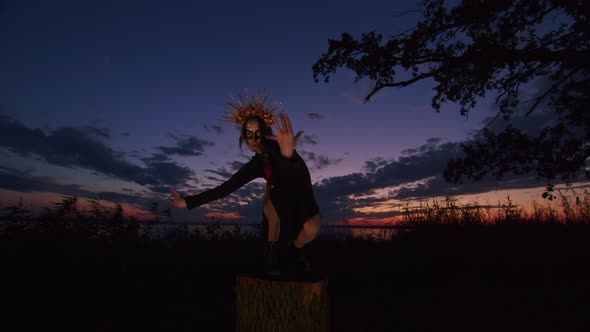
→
(246, 119, 261, 142)
(245, 118, 264, 153)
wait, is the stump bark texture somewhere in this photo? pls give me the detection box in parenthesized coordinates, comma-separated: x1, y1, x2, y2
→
(235, 274, 330, 332)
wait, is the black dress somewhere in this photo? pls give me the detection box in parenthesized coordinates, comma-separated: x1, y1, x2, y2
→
(184, 140, 320, 245)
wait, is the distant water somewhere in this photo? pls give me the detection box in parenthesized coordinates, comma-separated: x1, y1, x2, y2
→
(142, 223, 410, 241)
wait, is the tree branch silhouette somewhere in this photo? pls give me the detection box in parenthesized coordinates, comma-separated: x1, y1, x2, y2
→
(313, 0, 590, 192)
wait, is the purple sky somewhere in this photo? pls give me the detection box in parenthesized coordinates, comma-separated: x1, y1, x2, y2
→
(1, 0, 582, 224)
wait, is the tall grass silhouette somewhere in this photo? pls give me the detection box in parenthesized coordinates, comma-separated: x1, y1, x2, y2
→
(396, 187, 589, 226)
(1, 188, 589, 241)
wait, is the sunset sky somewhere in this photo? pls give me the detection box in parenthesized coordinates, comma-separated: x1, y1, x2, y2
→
(1, 0, 586, 225)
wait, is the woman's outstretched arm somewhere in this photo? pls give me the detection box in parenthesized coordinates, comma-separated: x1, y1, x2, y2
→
(169, 157, 262, 210)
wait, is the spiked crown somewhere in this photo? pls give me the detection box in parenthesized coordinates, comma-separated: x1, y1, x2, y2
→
(223, 90, 282, 126)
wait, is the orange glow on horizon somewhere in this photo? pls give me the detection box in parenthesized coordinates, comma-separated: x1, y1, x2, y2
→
(343, 217, 396, 226)
(203, 211, 244, 219)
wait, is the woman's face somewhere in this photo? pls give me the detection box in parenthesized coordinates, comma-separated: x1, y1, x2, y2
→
(245, 119, 263, 153)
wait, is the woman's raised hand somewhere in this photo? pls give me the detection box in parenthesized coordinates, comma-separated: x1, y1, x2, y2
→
(169, 188, 187, 209)
(265, 113, 303, 159)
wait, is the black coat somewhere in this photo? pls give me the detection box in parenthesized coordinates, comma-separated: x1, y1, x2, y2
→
(184, 140, 320, 245)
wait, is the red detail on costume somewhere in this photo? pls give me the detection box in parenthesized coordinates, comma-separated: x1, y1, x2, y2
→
(264, 159, 272, 180)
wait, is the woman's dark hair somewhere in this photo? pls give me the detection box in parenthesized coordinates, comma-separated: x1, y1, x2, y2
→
(239, 115, 274, 152)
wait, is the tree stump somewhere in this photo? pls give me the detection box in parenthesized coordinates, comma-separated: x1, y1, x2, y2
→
(235, 274, 330, 332)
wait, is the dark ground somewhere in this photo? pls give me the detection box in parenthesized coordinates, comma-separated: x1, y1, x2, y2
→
(1, 224, 589, 331)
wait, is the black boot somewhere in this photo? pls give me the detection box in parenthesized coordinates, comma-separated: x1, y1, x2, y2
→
(263, 241, 280, 276)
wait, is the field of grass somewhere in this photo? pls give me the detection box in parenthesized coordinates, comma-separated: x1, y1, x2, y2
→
(1, 193, 589, 331)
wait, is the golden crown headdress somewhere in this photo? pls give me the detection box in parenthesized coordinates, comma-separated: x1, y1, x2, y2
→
(223, 90, 282, 126)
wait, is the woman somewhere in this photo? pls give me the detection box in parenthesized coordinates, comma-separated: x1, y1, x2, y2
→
(169, 93, 321, 275)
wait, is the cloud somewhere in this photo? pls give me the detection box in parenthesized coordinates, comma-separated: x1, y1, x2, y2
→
(201, 160, 248, 186)
(315, 139, 525, 205)
(299, 150, 343, 171)
(391, 175, 547, 201)
(297, 134, 318, 147)
(0, 166, 81, 194)
(362, 157, 389, 173)
(145, 153, 170, 162)
(204, 168, 233, 180)
(204, 124, 223, 134)
(141, 158, 197, 188)
(308, 140, 471, 222)
(227, 160, 246, 172)
(158, 134, 215, 157)
(204, 176, 224, 183)
(426, 137, 443, 145)
(318, 141, 462, 196)
(83, 126, 111, 139)
(400, 148, 418, 155)
(306, 113, 325, 121)
(0, 115, 196, 191)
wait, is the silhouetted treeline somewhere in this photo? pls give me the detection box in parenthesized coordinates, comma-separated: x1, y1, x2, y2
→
(1, 193, 589, 331)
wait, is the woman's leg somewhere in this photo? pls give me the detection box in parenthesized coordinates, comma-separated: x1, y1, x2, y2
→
(263, 184, 320, 247)
(264, 193, 320, 247)
(263, 198, 320, 273)
(293, 213, 321, 248)
(262, 184, 281, 275)
(263, 184, 280, 241)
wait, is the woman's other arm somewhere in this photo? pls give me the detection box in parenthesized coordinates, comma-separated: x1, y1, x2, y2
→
(265, 113, 302, 160)
(169, 158, 261, 210)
